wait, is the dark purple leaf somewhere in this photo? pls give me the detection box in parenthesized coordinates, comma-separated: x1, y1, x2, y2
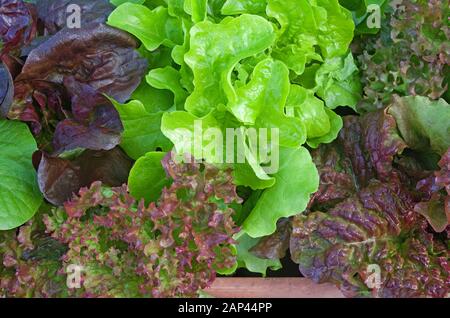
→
(16, 22, 147, 103)
(37, 147, 133, 206)
(0, 62, 13, 117)
(52, 77, 123, 154)
(414, 149, 450, 233)
(8, 79, 68, 137)
(250, 218, 291, 260)
(0, 0, 37, 56)
(291, 181, 449, 298)
(35, 0, 114, 34)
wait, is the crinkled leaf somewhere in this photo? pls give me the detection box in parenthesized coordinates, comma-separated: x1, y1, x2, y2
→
(0, 0, 37, 56)
(357, 0, 449, 111)
(267, 0, 354, 74)
(0, 62, 13, 117)
(315, 53, 362, 110)
(0, 119, 42, 230)
(52, 78, 123, 155)
(226, 58, 288, 125)
(291, 181, 449, 298)
(41, 155, 240, 297)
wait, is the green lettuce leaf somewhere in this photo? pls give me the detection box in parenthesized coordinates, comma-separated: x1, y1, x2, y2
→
(0, 119, 42, 230)
(267, 0, 354, 75)
(112, 99, 172, 160)
(184, 14, 275, 116)
(388, 96, 450, 156)
(243, 147, 319, 237)
(128, 152, 170, 204)
(107, 3, 183, 51)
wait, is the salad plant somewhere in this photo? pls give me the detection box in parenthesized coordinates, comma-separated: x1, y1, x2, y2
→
(0, 0, 448, 298)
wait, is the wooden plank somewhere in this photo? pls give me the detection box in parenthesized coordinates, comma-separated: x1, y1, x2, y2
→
(205, 278, 343, 298)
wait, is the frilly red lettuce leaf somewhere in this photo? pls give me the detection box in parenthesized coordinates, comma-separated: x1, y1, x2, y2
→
(0, 208, 67, 298)
(41, 154, 240, 297)
(356, 0, 449, 112)
(36, 0, 114, 34)
(37, 147, 133, 206)
(0, 0, 37, 56)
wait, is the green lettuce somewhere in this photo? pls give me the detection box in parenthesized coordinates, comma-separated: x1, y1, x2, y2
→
(107, 0, 356, 243)
(0, 119, 42, 230)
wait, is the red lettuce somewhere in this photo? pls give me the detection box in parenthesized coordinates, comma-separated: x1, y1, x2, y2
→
(0, 61, 13, 117)
(36, 147, 133, 206)
(356, 0, 449, 111)
(415, 149, 450, 233)
(7, 23, 147, 152)
(36, 0, 114, 34)
(41, 154, 241, 297)
(14, 23, 146, 103)
(0, 209, 67, 298)
(0, 0, 37, 57)
(2, 155, 241, 297)
(52, 77, 124, 154)
(290, 110, 449, 298)
(291, 181, 449, 298)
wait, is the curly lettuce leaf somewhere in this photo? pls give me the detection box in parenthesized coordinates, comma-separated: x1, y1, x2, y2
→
(184, 14, 275, 116)
(267, 0, 354, 75)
